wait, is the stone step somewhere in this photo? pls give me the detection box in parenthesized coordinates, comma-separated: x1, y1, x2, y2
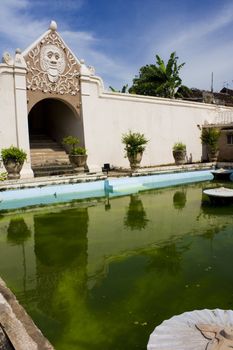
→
(30, 134, 54, 140)
(30, 148, 66, 153)
(32, 164, 75, 177)
(31, 154, 69, 160)
(30, 142, 63, 148)
(30, 134, 72, 175)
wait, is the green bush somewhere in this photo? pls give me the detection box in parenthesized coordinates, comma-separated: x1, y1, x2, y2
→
(173, 142, 186, 152)
(200, 127, 220, 151)
(122, 131, 148, 157)
(71, 147, 87, 155)
(63, 136, 87, 155)
(1, 146, 27, 164)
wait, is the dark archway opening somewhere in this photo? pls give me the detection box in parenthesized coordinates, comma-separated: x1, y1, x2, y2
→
(28, 98, 83, 145)
(28, 99, 84, 174)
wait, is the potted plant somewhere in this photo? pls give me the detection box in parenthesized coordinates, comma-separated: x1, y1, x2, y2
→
(63, 136, 87, 172)
(122, 131, 148, 170)
(200, 127, 221, 162)
(172, 142, 186, 165)
(1, 146, 27, 179)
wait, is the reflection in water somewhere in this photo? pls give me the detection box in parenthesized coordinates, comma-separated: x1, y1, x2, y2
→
(173, 190, 187, 210)
(33, 207, 89, 345)
(145, 242, 190, 274)
(202, 226, 223, 241)
(7, 218, 31, 295)
(1, 183, 233, 349)
(124, 195, 148, 230)
(105, 195, 111, 211)
(7, 217, 31, 245)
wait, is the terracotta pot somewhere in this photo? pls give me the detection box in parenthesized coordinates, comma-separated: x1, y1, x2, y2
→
(173, 150, 186, 165)
(3, 160, 24, 180)
(127, 152, 143, 170)
(207, 147, 219, 162)
(69, 154, 87, 172)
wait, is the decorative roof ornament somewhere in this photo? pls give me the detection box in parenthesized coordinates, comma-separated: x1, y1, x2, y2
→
(15, 48, 27, 68)
(25, 25, 80, 95)
(49, 20, 57, 31)
(2, 52, 14, 66)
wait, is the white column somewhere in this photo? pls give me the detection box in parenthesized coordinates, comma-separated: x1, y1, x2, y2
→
(13, 51, 34, 178)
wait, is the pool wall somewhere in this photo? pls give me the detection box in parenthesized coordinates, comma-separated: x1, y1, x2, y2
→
(0, 170, 214, 210)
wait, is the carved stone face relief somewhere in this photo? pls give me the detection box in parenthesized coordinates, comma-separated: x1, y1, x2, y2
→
(26, 30, 80, 95)
(196, 324, 233, 350)
(40, 44, 65, 82)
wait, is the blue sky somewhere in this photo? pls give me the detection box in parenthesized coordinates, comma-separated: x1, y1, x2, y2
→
(1, 0, 233, 91)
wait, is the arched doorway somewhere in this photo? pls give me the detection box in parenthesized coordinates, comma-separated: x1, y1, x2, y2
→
(28, 99, 84, 176)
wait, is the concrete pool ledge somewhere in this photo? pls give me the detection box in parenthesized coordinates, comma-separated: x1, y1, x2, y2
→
(0, 172, 107, 191)
(0, 162, 214, 192)
(0, 167, 215, 211)
(0, 278, 54, 350)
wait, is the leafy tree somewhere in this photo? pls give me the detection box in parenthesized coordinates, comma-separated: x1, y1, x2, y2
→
(129, 52, 190, 98)
(109, 84, 129, 93)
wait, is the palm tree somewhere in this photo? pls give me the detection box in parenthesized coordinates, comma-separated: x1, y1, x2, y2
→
(129, 52, 190, 98)
(109, 84, 129, 93)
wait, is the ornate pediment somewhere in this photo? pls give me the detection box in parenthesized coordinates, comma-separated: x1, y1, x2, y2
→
(25, 23, 80, 96)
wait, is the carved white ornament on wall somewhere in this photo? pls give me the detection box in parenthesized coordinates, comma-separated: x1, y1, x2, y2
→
(40, 44, 66, 82)
(26, 31, 80, 95)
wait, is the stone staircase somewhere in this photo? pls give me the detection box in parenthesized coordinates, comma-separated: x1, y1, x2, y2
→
(30, 134, 75, 177)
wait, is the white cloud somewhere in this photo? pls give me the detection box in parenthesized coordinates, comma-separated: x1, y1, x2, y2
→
(163, 2, 233, 51)
(0, 0, 47, 50)
(142, 1, 233, 91)
(1, 0, 232, 91)
(0, 0, 132, 89)
(61, 30, 134, 87)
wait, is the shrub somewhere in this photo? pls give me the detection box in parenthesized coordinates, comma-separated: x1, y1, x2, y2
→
(173, 142, 186, 152)
(71, 147, 87, 155)
(1, 146, 27, 164)
(122, 131, 148, 157)
(200, 127, 220, 151)
(63, 136, 87, 155)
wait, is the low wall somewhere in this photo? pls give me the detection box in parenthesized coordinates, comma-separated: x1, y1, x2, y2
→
(81, 76, 233, 170)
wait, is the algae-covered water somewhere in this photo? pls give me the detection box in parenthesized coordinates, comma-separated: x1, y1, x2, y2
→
(0, 181, 233, 349)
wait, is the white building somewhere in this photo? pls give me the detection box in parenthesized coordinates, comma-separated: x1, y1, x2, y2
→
(0, 21, 232, 178)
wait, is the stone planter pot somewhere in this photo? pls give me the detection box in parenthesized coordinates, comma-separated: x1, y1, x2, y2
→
(127, 152, 143, 170)
(3, 160, 24, 180)
(69, 154, 87, 172)
(207, 147, 219, 162)
(173, 150, 186, 165)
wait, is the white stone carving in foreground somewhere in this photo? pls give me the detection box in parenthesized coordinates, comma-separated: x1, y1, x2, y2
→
(147, 309, 233, 350)
(26, 30, 80, 95)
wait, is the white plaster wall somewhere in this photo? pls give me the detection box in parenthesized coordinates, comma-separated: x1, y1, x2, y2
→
(0, 64, 33, 177)
(81, 76, 231, 169)
(0, 67, 17, 150)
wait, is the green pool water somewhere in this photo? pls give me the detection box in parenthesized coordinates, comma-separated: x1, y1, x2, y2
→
(0, 181, 233, 350)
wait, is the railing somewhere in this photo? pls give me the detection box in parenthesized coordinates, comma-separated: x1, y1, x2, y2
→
(213, 111, 233, 125)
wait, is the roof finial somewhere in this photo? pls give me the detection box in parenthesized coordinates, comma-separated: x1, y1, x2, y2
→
(49, 20, 57, 31)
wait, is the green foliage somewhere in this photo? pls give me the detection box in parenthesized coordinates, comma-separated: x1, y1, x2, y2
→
(173, 142, 186, 152)
(129, 52, 190, 98)
(71, 147, 87, 155)
(0, 172, 7, 181)
(122, 131, 148, 157)
(1, 146, 27, 164)
(109, 84, 129, 93)
(63, 136, 87, 155)
(63, 136, 80, 149)
(200, 128, 221, 151)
